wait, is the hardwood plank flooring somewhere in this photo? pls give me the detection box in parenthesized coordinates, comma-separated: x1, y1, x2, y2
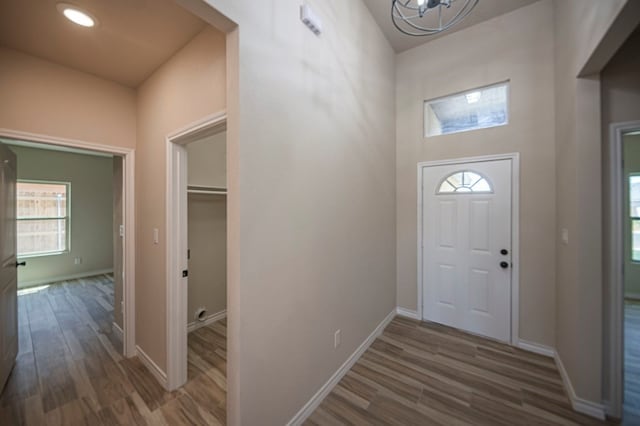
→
(0, 275, 227, 425)
(306, 316, 615, 426)
(625, 300, 640, 425)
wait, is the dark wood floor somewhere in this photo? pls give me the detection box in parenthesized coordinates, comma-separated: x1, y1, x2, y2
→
(306, 316, 612, 426)
(626, 300, 640, 426)
(0, 275, 227, 425)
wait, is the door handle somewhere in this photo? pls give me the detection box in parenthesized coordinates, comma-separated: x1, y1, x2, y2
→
(15, 261, 26, 268)
(500, 261, 509, 269)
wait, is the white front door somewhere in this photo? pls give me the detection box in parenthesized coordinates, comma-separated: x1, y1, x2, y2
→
(0, 142, 18, 392)
(421, 159, 512, 342)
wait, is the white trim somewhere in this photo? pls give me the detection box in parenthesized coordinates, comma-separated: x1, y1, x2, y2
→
(516, 339, 555, 358)
(0, 129, 133, 155)
(555, 351, 606, 420)
(123, 150, 136, 358)
(625, 292, 640, 301)
(112, 322, 124, 340)
(395, 307, 421, 320)
(18, 268, 113, 288)
(287, 310, 396, 426)
(136, 345, 168, 389)
(187, 310, 227, 333)
(606, 120, 640, 418)
(0, 128, 136, 358)
(417, 153, 520, 344)
(166, 111, 227, 391)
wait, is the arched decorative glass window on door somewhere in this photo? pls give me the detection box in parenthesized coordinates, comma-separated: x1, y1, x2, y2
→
(437, 170, 493, 194)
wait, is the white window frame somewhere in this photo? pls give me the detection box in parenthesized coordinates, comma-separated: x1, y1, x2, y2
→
(629, 173, 640, 263)
(424, 81, 510, 137)
(16, 179, 71, 258)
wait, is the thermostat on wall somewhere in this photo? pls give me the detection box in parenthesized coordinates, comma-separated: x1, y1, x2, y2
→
(300, 4, 322, 36)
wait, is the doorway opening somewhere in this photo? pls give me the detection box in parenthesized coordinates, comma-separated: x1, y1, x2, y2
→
(166, 112, 227, 391)
(0, 130, 136, 401)
(0, 131, 135, 355)
(608, 121, 640, 423)
(418, 153, 520, 344)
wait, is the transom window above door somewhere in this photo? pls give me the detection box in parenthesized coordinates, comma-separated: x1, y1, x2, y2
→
(437, 170, 493, 194)
(424, 82, 509, 137)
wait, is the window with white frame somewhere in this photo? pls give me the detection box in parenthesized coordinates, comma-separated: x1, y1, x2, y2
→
(437, 170, 493, 194)
(630, 175, 640, 262)
(424, 82, 509, 137)
(17, 181, 70, 257)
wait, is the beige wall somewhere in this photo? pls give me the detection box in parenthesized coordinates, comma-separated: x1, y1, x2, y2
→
(187, 131, 227, 188)
(0, 47, 136, 149)
(113, 156, 124, 329)
(187, 194, 226, 322)
(135, 27, 226, 370)
(396, 1, 556, 347)
(185, 0, 396, 423)
(10, 145, 114, 287)
(554, 0, 628, 404)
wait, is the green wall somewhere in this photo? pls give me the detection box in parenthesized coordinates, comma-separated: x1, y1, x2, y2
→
(10, 145, 114, 288)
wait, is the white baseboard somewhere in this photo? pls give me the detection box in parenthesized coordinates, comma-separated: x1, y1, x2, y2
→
(396, 307, 421, 320)
(554, 351, 605, 420)
(516, 340, 606, 420)
(516, 339, 555, 358)
(112, 322, 123, 341)
(625, 292, 640, 301)
(18, 268, 114, 288)
(187, 310, 226, 333)
(136, 345, 168, 390)
(287, 309, 396, 426)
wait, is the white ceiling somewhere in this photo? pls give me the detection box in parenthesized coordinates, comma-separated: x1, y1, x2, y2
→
(364, 0, 540, 52)
(0, 0, 207, 87)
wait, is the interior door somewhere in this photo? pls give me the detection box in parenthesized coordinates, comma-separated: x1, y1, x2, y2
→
(421, 159, 512, 342)
(0, 142, 18, 392)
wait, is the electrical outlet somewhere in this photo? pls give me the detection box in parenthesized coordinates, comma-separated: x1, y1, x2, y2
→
(561, 228, 569, 245)
(334, 329, 341, 349)
(74, 257, 82, 265)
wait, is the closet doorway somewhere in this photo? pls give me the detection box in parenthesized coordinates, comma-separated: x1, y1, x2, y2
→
(166, 112, 227, 391)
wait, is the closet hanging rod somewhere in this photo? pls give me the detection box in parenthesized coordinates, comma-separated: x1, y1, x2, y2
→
(187, 185, 227, 195)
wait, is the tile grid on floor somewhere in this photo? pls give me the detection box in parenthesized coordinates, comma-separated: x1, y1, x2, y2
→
(625, 300, 640, 426)
(305, 316, 615, 426)
(0, 275, 227, 425)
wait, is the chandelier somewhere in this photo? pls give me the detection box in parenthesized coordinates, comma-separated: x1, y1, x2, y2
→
(391, 0, 479, 37)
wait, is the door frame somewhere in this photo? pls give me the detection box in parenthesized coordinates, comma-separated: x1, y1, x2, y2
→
(606, 120, 640, 418)
(0, 128, 136, 357)
(417, 153, 520, 344)
(165, 110, 227, 391)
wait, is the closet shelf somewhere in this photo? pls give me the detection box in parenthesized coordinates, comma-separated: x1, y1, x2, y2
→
(187, 185, 227, 195)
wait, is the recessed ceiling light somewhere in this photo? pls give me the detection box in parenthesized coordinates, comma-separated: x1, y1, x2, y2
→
(56, 3, 97, 27)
